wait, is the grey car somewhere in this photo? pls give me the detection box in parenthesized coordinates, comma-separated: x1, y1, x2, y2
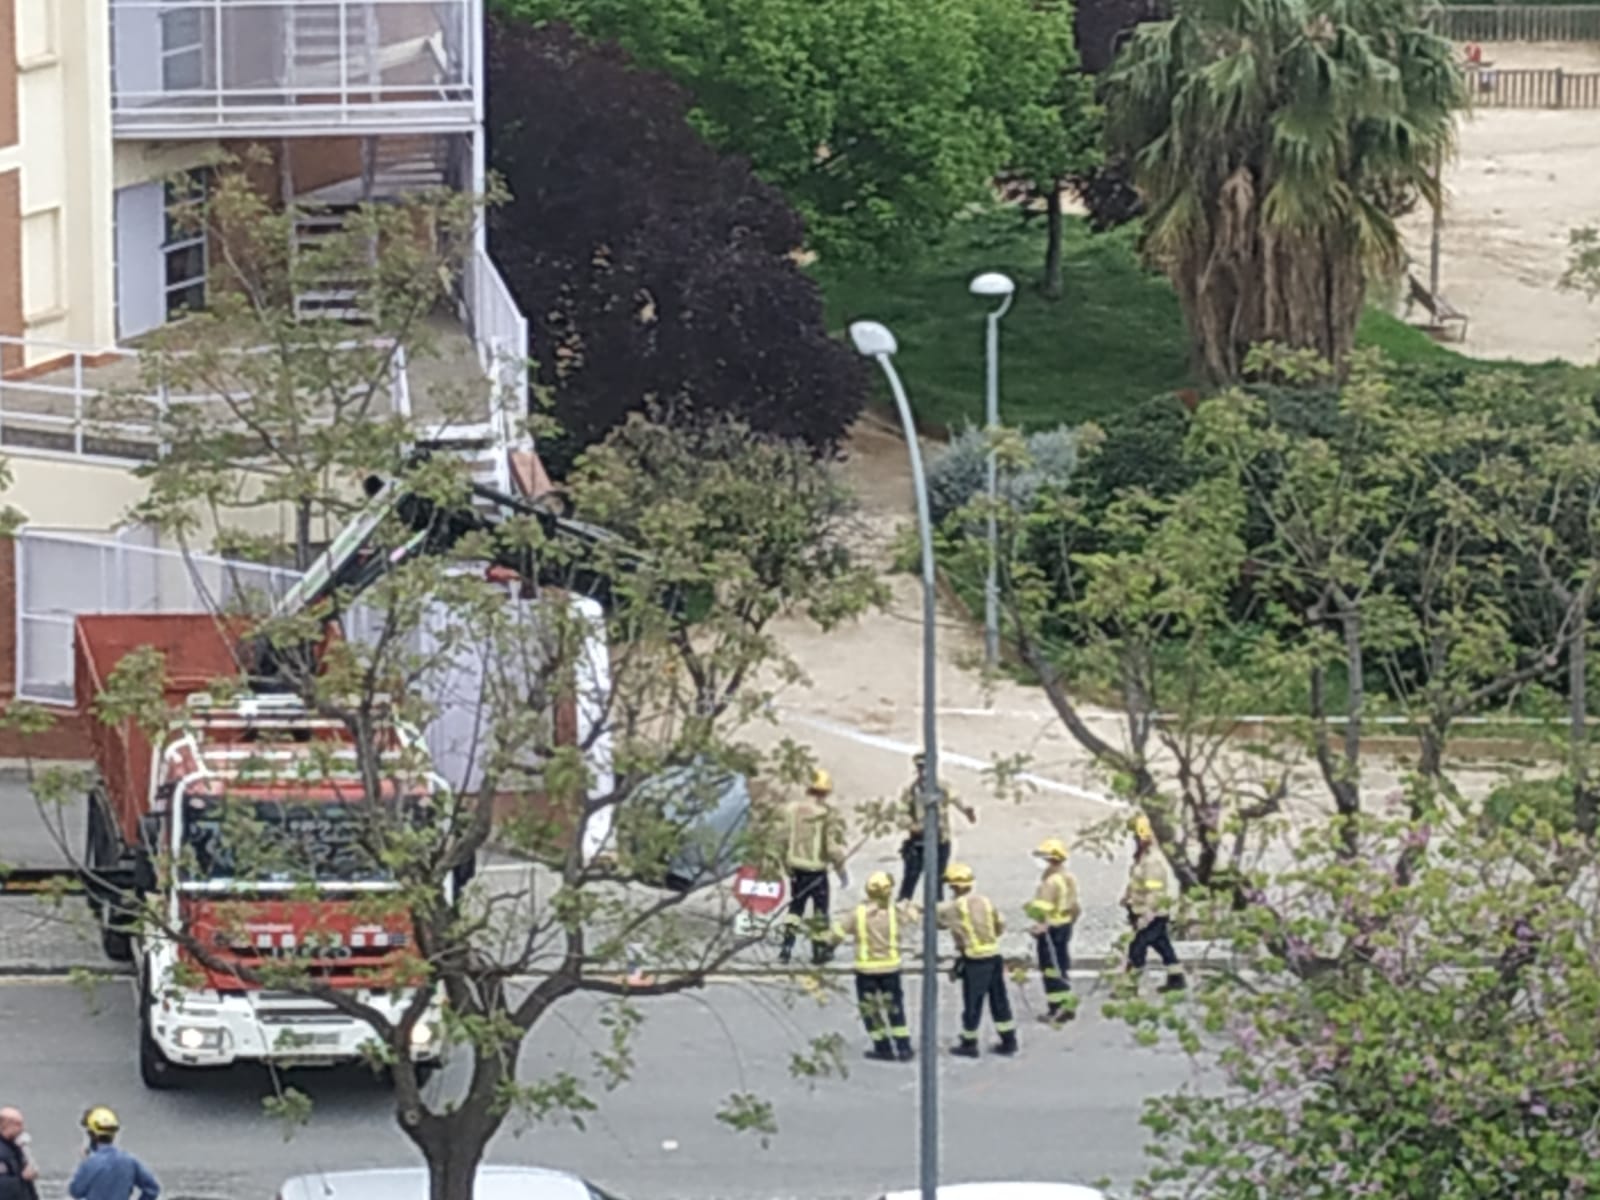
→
(627, 760, 753, 890)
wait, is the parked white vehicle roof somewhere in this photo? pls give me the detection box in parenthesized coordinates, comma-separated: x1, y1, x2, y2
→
(880, 1184, 1108, 1200)
(277, 1165, 621, 1200)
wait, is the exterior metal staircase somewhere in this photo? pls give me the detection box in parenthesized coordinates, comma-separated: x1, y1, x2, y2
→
(291, 136, 450, 322)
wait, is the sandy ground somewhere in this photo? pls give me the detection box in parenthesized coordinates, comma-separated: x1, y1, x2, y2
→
(1397, 44, 1600, 364)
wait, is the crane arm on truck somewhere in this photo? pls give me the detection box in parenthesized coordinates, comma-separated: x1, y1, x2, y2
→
(246, 451, 658, 684)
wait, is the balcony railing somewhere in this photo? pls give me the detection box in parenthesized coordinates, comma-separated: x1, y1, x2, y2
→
(0, 335, 410, 464)
(110, 0, 477, 137)
(460, 244, 530, 489)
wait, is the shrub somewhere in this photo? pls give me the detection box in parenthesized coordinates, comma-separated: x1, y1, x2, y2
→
(927, 424, 1082, 526)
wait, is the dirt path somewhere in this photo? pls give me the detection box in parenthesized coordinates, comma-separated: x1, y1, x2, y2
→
(1395, 50, 1600, 364)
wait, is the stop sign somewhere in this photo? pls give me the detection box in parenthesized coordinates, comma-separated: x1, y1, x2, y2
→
(731, 866, 787, 916)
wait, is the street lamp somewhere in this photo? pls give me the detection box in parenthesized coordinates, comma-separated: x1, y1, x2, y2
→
(968, 272, 1015, 670)
(848, 319, 941, 1200)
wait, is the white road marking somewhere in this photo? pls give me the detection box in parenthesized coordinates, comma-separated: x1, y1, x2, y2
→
(783, 712, 1127, 810)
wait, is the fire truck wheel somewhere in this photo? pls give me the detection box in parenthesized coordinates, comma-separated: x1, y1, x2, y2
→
(139, 981, 177, 1090)
(102, 924, 134, 963)
(84, 796, 104, 919)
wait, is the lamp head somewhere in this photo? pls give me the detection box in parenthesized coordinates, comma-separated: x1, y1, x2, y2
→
(968, 272, 1016, 299)
(848, 320, 898, 358)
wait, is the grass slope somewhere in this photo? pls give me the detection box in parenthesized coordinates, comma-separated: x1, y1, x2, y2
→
(815, 208, 1471, 431)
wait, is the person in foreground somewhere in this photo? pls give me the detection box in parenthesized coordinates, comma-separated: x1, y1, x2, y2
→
(70, 1108, 160, 1200)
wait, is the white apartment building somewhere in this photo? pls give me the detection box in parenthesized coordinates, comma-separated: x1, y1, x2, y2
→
(0, 0, 523, 531)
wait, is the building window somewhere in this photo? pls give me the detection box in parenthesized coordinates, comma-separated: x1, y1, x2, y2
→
(162, 171, 209, 318)
(160, 5, 210, 92)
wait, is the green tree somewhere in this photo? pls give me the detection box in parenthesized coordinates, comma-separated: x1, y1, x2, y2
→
(973, 0, 1102, 297)
(123, 154, 489, 569)
(1103, 0, 1464, 381)
(497, 0, 1083, 262)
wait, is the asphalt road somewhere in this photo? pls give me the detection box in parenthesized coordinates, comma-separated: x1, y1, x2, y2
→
(0, 977, 1204, 1200)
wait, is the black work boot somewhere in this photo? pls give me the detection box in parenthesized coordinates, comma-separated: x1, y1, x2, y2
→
(1160, 972, 1187, 993)
(811, 942, 835, 966)
(950, 1040, 980, 1058)
(895, 1042, 915, 1062)
(993, 1035, 1020, 1056)
(864, 1043, 896, 1063)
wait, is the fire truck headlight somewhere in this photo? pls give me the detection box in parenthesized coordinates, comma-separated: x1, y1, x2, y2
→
(409, 1022, 434, 1047)
(175, 1025, 222, 1051)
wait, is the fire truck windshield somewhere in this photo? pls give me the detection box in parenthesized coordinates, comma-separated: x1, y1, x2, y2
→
(179, 796, 395, 888)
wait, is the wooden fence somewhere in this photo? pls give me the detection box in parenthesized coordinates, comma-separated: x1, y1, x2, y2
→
(1465, 64, 1600, 106)
(1434, 5, 1600, 41)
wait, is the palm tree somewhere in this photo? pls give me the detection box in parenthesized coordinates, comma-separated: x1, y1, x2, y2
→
(1104, 0, 1465, 382)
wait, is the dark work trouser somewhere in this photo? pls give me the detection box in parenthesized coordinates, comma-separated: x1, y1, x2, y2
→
(1128, 915, 1181, 969)
(957, 955, 1017, 1047)
(855, 972, 911, 1055)
(1035, 922, 1073, 1016)
(781, 869, 831, 962)
(898, 837, 952, 903)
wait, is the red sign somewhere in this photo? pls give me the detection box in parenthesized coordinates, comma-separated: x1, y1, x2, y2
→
(731, 866, 786, 915)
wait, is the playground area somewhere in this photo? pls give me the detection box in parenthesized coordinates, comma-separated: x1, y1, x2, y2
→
(1397, 40, 1600, 364)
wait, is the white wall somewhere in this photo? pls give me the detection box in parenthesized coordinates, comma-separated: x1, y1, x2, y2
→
(0, 0, 118, 360)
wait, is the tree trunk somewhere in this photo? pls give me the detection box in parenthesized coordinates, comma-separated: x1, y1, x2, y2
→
(1573, 619, 1595, 836)
(426, 1139, 486, 1200)
(411, 1109, 497, 1200)
(295, 499, 314, 572)
(1042, 185, 1064, 300)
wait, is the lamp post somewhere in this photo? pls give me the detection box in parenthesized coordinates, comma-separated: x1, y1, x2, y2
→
(848, 319, 941, 1200)
(968, 272, 1015, 670)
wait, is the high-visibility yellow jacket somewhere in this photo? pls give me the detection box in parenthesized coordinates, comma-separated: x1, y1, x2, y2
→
(784, 797, 844, 871)
(901, 781, 960, 842)
(936, 891, 1004, 960)
(834, 900, 915, 976)
(1025, 866, 1081, 927)
(1123, 845, 1173, 925)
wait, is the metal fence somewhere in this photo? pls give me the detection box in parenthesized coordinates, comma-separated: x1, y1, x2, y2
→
(13, 529, 302, 705)
(1465, 64, 1600, 105)
(0, 335, 410, 466)
(1432, 5, 1600, 42)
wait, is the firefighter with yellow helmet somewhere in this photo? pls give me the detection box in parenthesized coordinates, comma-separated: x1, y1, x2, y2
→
(779, 768, 849, 965)
(1123, 813, 1185, 992)
(1025, 837, 1081, 1025)
(833, 871, 917, 1062)
(937, 862, 1018, 1057)
(70, 1107, 160, 1200)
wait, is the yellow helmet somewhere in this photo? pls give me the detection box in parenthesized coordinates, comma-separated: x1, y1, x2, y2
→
(83, 1106, 119, 1136)
(1034, 837, 1068, 863)
(808, 768, 833, 795)
(943, 862, 975, 888)
(865, 871, 894, 899)
(1131, 814, 1154, 842)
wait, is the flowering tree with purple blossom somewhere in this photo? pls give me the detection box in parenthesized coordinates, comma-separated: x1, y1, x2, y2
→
(1118, 804, 1600, 1198)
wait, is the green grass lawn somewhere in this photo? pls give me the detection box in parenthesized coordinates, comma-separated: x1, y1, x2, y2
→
(814, 208, 1473, 431)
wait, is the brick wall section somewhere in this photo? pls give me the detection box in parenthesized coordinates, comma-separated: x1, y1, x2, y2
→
(0, 0, 16, 149)
(0, 538, 90, 758)
(0, 170, 21, 373)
